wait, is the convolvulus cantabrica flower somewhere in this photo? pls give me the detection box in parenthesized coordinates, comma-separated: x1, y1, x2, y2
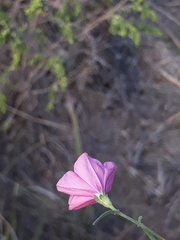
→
(56, 153, 117, 210)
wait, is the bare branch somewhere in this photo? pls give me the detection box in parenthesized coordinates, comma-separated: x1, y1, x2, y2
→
(7, 106, 71, 132)
(158, 68, 180, 89)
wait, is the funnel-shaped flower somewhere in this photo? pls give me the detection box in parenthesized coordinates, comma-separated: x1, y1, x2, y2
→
(56, 153, 117, 210)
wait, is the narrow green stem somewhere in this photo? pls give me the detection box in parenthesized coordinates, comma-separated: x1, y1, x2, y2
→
(94, 194, 165, 240)
(108, 206, 165, 240)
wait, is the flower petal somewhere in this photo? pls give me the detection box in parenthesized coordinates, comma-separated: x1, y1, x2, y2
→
(68, 195, 96, 210)
(56, 171, 96, 196)
(74, 153, 104, 193)
(103, 162, 117, 193)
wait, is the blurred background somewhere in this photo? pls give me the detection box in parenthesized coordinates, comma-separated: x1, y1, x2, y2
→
(0, 0, 180, 239)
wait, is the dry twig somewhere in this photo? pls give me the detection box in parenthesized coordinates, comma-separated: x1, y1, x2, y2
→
(163, 27, 180, 49)
(158, 68, 180, 88)
(7, 106, 71, 132)
(0, 214, 18, 240)
(150, 110, 180, 143)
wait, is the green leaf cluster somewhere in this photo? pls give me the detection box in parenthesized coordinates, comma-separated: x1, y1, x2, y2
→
(46, 57, 67, 92)
(0, 11, 11, 45)
(0, 10, 27, 69)
(57, 0, 82, 22)
(110, 0, 161, 46)
(25, 0, 44, 18)
(11, 37, 27, 70)
(46, 86, 58, 111)
(29, 53, 68, 110)
(110, 15, 140, 46)
(0, 93, 7, 114)
(136, 22, 162, 37)
(54, 0, 82, 44)
(0, 0, 162, 113)
(131, 0, 157, 21)
(2, 119, 11, 131)
(29, 54, 46, 66)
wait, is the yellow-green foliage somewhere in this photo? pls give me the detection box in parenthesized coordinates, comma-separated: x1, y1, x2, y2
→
(11, 37, 27, 70)
(54, 0, 82, 44)
(0, 0, 161, 113)
(0, 10, 27, 69)
(110, 0, 161, 46)
(110, 15, 140, 46)
(61, 22, 74, 45)
(29, 54, 68, 110)
(0, 11, 11, 45)
(57, 0, 82, 22)
(29, 54, 46, 66)
(47, 86, 58, 111)
(0, 93, 7, 114)
(25, 0, 44, 18)
(74, 0, 82, 18)
(0, 22, 11, 45)
(46, 57, 67, 92)
(107, 0, 113, 8)
(2, 119, 11, 131)
(131, 0, 157, 21)
(135, 22, 162, 37)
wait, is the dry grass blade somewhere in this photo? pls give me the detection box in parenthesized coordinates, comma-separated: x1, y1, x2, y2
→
(160, 1, 180, 7)
(163, 27, 180, 49)
(66, 94, 82, 157)
(158, 68, 180, 88)
(149, 2, 180, 27)
(11, 0, 21, 18)
(150, 110, 180, 142)
(28, 186, 60, 202)
(7, 106, 71, 132)
(0, 214, 18, 240)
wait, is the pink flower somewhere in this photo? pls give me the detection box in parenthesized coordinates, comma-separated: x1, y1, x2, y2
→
(56, 153, 117, 210)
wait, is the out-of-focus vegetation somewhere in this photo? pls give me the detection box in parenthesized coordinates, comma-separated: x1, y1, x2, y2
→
(0, 0, 160, 112)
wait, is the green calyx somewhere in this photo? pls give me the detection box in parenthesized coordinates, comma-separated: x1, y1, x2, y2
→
(94, 193, 116, 211)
